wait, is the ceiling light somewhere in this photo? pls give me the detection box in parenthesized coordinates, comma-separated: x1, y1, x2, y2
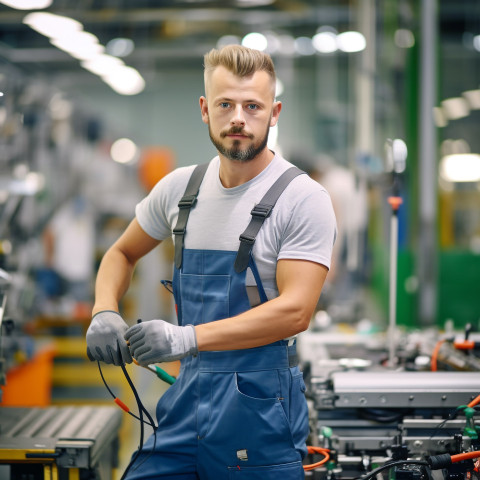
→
(111, 138, 138, 164)
(392, 139, 408, 173)
(440, 154, 480, 182)
(52, 31, 103, 60)
(1, 0, 52, 9)
(337, 31, 366, 53)
(474, 35, 480, 52)
(462, 89, 480, 110)
(433, 107, 448, 127)
(277, 35, 296, 56)
(441, 97, 470, 120)
(81, 54, 124, 76)
(242, 32, 268, 52)
(102, 66, 145, 96)
(106, 38, 135, 58)
(295, 37, 315, 56)
(312, 31, 337, 54)
(23, 12, 82, 39)
(263, 31, 281, 55)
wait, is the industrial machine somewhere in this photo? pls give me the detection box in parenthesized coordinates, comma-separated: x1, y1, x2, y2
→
(300, 328, 480, 480)
(0, 405, 122, 480)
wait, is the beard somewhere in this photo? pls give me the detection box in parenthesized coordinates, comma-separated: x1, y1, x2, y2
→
(208, 123, 270, 163)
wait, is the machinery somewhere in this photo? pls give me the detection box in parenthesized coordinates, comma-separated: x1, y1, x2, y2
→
(300, 329, 480, 480)
(0, 405, 122, 480)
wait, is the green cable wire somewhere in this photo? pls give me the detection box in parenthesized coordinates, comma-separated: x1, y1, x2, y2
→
(152, 365, 176, 385)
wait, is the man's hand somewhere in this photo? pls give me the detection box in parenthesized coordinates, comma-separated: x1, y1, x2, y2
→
(86, 311, 133, 365)
(124, 320, 197, 365)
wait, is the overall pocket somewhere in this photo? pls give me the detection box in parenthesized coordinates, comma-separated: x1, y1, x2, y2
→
(180, 273, 230, 324)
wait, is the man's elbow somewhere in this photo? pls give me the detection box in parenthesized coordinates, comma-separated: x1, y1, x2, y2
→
(290, 304, 314, 334)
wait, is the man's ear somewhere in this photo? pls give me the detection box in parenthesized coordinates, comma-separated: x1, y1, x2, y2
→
(199, 96, 209, 124)
(270, 100, 282, 127)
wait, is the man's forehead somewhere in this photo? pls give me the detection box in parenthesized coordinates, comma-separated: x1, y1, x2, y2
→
(205, 66, 274, 98)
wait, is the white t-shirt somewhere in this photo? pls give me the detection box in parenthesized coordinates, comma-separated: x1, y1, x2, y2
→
(49, 199, 95, 282)
(135, 154, 337, 300)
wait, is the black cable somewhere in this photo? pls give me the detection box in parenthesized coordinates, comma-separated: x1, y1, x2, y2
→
(119, 362, 158, 480)
(356, 460, 430, 480)
(96, 361, 155, 427)
(96, 360, 159, 479)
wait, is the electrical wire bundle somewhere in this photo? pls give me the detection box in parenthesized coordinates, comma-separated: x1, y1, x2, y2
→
(97, 361, 157, 480)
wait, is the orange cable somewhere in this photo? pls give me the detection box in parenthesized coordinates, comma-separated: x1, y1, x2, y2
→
(467, 394, 480, 408)
(431, 339, 445, 371)
(303, 446, 330, 471)
(451, 451, 480, 463)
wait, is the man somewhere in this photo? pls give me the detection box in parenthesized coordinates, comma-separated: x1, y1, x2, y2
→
(86, 45, 336, 479)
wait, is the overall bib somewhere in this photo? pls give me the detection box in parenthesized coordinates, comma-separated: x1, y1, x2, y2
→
(125, 165, 309, 480)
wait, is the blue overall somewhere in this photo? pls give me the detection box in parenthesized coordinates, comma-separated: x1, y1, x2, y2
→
(126, 169, 309, 479)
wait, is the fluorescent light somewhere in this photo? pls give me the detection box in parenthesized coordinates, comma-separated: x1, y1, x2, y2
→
(433, 107, 448, 127)
(441, 97, 470, 120)
(474, 35, 480, 52)
(111, 138, 138, 164)
(392, 139, 408, 173)
(242, 32, 268, 52)
(102, 66, 145, 96)
(106, 38, 135, 58)
(52, 31, 104, 60)
(295, 37, 315, 56)
(1, 0, 52, 9)
(23, 12, 82, 39)
(312, 31, 337, 53)
(81, 54, 124, 76)
(337, 31, 367, 53)
(462, 89, 480, 110)
(440, 153, 480, 182)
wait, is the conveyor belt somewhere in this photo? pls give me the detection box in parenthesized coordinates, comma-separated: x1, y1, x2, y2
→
(0, 405, 122, 479)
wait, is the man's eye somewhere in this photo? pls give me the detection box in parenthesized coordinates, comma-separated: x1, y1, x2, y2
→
(220, 102, 230, 108)
(247, 104, 259, 110)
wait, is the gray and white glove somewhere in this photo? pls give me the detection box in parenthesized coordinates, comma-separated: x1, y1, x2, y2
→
(124, 320, 197, 365)
(86, 311, 133, 365)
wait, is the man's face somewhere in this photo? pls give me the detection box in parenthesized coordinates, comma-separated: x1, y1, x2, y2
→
(199, 66, 281, 163)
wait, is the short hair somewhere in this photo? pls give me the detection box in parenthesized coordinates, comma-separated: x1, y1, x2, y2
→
(203, 45, 276, 96)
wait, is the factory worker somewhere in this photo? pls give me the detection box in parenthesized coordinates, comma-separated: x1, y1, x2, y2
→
(86, 44, 337, 479)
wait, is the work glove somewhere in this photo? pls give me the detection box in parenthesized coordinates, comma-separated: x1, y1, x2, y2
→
(124, 320, 198, 365)
(86, 311, 133, 366)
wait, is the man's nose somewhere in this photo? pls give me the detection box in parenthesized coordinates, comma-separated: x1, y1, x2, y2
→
(230, 105, 246, 126)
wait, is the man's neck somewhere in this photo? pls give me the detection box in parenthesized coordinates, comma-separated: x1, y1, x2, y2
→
(218, 149, 275, 188)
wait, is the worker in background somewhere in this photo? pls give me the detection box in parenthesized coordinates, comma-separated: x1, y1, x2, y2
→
(86, 45, 336, 479)
(41, 193, 95, 313)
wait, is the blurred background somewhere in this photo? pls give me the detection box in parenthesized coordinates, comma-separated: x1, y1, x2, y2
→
(0, 0, 480, 479)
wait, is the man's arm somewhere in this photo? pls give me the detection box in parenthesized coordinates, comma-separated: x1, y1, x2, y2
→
(195, 258, 328, 351)
(92, 219, 161, 315)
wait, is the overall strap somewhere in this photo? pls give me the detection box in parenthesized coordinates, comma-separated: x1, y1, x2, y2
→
(234, 166, 305, 273)
(173, 162, 209, 269)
